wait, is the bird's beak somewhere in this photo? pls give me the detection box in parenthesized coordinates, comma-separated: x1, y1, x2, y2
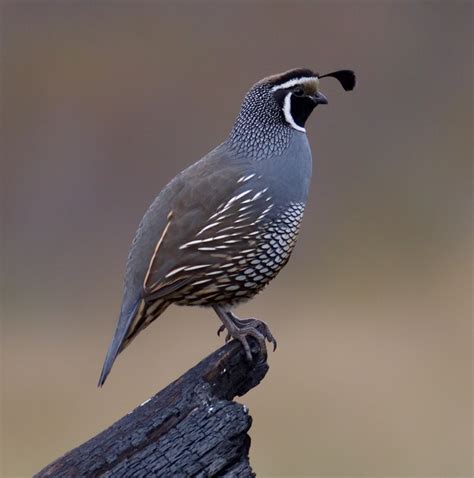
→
(313, 91, 328, 105)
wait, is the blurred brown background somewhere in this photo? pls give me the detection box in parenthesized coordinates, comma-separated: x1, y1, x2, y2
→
(1, 2, 472, 477)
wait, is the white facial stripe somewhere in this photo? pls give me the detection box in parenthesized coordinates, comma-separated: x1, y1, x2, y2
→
(271, 76, 319, 92)
(283, 93, 306, 133)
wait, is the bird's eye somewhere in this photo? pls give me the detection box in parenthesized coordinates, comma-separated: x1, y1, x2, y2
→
(293, 88, 304, 96)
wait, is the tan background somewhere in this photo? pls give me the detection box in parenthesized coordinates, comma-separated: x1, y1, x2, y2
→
(1, 2, 472, 477)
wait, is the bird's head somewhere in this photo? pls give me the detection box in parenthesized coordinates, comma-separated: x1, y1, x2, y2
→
(229, 67, 356, 157)
(237, 68, 356, 134)
(265, 68, 356, 132)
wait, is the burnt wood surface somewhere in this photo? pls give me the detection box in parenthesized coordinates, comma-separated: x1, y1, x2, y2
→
(35, 339, 269, 478)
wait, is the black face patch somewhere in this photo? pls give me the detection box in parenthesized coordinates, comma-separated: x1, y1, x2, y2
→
(290, 94, 317, 128)
(272, 86, 317, 130)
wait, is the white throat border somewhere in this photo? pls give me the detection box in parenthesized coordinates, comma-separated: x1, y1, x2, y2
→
(283, 93, 306, 133)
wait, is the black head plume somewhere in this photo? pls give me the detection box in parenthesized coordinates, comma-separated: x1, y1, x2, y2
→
(319, 70, 356, 91)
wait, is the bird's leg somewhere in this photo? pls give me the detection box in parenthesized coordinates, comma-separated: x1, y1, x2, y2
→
(213, 305, 277, 361)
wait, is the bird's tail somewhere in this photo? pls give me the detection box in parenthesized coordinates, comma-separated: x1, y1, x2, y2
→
(98, 298, 169, 387)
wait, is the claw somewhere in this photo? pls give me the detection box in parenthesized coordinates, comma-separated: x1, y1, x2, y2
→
(217, 325, 231, 342)
(231, 316, 276, 352)
(215, 310, 277, 361)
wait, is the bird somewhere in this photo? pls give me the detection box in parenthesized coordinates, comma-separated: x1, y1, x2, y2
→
(98, 67, 356, 386)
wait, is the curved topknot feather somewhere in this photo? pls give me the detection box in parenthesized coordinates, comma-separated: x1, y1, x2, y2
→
(319, 70, 356, 91)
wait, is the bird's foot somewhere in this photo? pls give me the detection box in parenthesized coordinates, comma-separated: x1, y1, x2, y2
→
(216, 313, 277, 361)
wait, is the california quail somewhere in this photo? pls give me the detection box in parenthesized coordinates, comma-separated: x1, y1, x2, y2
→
(98, 67, 356, 386)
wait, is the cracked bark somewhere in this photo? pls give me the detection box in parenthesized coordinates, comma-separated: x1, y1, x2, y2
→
(35, 338, 269, 478)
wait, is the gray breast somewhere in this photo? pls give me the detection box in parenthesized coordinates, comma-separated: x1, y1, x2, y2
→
(255, 130, 312, 205)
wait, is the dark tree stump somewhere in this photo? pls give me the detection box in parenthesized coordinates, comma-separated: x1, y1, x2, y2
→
(35, 339, 269, 478)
